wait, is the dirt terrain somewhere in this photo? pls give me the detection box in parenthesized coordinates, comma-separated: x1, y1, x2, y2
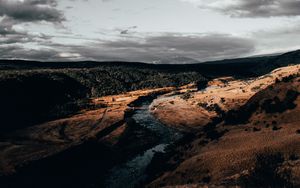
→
(0, 63, 299, 187)
(147, 65, 300, 187)
(0, 87, 175, 176)
(151, 65, 300, 129)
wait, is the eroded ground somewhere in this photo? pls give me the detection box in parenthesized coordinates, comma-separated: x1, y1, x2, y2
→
(151, 65, 300, 129)
(0, 87, 175, 176)
(0, 64, 299, 188)
(147, 65, 300, 187)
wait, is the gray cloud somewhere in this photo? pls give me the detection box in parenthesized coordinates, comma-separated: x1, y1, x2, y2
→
(119, 26, 138, 35)
(0, 16, 51, 46)
(0, 0, 64, 53)
(185, 0, 300, 17)
(102, 34, 255, 62)
(227, 0, 300, 17)
(250, 23, 300, 53)
(0, 17, 33, 46)
(0, 0, 64, 22)
(0, 45, 59, 60)
(0, 17, 17, 35)
(0, 33, 255, 63)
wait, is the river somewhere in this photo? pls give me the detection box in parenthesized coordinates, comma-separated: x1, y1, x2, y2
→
(104, 98, 182, 188)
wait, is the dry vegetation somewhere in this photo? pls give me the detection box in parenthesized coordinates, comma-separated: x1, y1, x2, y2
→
(1, 50, 300, 187)
(0, 87, 176, 176)
(0, 65, 206, 134)
(147, 65, 300, 187)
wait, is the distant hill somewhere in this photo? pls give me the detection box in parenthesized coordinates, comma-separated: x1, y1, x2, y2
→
(0, 49, 299, 133)
(151, 56, 200, 64)
(1, 49, 299, 77)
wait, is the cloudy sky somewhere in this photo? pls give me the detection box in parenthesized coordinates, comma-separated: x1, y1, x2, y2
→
(1, 0, 300, 63)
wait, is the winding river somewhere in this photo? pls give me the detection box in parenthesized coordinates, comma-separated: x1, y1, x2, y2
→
(104, 98, 182, 188)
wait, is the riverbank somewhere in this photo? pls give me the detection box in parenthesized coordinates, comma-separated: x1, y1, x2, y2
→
(104, 99, 183, 188)
(145, 65, 300, 187)
(0, 87, 178, 187)
(1, 65, 299, 188)
(150, 65, 300, 130)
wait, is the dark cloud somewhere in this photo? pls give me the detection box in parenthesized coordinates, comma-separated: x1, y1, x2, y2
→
(227, 0, 300, 17)
(0, 33, 255, 63)
(0, 0, 64, 22)
(69, 0, 89, 2)
(119, 26, 138, 35)
(193, 0, 300, 17)
(0, 16, 51, 46)
(0, 44, 60, 60)
(0, 17, 17, 35)
(102, 34, 255, 62)
(0, 17, 33, 45)
(0, 45, 22, 55)
(0, 0, 63, 52)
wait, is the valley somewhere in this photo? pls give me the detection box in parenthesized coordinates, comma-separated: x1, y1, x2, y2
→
(0, 50, 300, 187)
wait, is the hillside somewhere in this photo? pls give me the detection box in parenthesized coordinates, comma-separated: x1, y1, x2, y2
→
(0, 66, 206, 133)
(147, 65, 300, 187)
(0, 50, 300, 188)
(0, 49, 299, 133)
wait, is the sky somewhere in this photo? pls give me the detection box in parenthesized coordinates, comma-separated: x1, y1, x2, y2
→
(0, 0, 300, 63)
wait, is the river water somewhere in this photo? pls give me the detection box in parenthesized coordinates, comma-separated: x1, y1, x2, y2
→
(104, 99, 182, 188)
